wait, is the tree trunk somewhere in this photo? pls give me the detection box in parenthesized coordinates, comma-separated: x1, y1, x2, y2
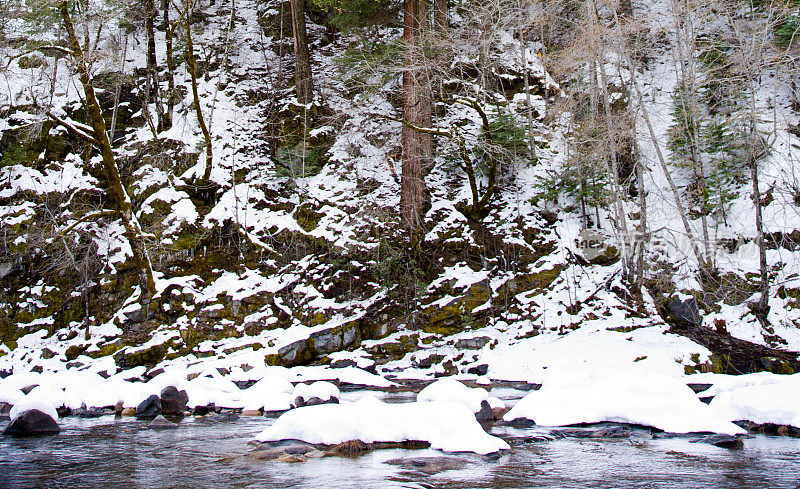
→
(290, 0, 313, 104)
(162, 0, 176, 128)
(401, 0, 432, 231)
(145, 0, 169, 131)
(185, 9, 214, 183)
(60, 1, 156, 298)
(748, 79, 769, 319)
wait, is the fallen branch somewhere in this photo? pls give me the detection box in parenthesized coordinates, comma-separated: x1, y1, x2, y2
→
(57, 210, 117, 238)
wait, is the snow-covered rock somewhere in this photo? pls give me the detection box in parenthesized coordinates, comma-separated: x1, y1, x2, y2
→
(708, 373, 800, 428)
(504, 369, 745, 435)
(240, 375, 295, 412)
(291, 381, 340, 407)
(255, 397, 510, 454)
(10, 399, 59, 423)
(417, 379, 503, 413)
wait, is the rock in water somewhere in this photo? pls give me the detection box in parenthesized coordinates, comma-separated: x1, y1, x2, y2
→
(385, 456, 469, 475)
(136, 394, 162, 419)
(3, 409, 60, 436)
(692, 434, 744, 449)
(475, 400, 494, 422)
(73, 406, 104, 418)
(160, 386, 188, 417)
(148, 415, 179, 430)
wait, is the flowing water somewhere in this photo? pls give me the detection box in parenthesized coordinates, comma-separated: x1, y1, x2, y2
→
(2, 390, 800, 489)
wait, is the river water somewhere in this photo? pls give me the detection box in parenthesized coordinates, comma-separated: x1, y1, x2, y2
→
(2, 390, 800, 488)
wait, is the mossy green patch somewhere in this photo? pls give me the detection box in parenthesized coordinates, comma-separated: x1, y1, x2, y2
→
(294, 203, 324, 232)
(419, 283, 490, 336)
(65, 344, 88, 361)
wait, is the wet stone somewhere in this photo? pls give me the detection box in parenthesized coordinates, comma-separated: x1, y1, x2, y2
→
(136, 395, 162, 419)
(148, 415, 179, 430)
(3, 410, 60, 437)
(691, 434, 744, 449)
(385, 456, 471, 475)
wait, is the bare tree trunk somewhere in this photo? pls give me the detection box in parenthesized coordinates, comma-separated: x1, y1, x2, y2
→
(60, 1, 156, 298)
(145, 0, 169, 131)
(162, 0, 176, 128)
(401, 0, 433, 231)
(747, 80, 769, 318)
(624, 47, 707, 271)
(672, 0, 712, 274)
(184, 6, 214, 183)
(290, 0, 313, 103)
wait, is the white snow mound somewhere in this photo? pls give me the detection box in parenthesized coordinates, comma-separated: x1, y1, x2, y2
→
(255, 397, 510, 454)
(417, 379, 503, 413)
(291, 381, 340, 405)
(504, 369, 745, 435)
(708, 373, 800, 427)
(241, 375, 295, 412)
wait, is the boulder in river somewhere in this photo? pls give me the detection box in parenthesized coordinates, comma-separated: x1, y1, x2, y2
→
(385, 456, 471, 475)
(691, 434, 743, 449)
(160, 386, 188, 417)
(148, 415, 179, 430)
(3, 409, 60, 436)
(192, 404, 216, 416)
(73, 406, 104, 418)
(136, 394, 162, 419)
(475, 400, 494, 422)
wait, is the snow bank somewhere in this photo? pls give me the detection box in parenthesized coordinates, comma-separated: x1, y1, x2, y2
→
(417, 379, 503, 413)
(481, 324, 711, 383)
(690, 372, 785, 397)
(255, 397, 509, 454)
(504, 369, 744, 435)
(708, 373, 800, 427)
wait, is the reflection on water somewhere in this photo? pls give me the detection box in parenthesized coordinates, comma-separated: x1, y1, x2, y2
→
(2, 408, 800, 488)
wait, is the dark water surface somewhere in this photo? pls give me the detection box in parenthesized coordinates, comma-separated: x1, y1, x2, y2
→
(1, 410, 800, 488)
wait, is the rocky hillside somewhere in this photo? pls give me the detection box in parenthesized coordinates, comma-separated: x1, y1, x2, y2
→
(2, 0, 800, 383)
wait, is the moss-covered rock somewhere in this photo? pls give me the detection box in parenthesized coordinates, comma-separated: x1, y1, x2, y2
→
(294, 203, 324, 232)
(419, 283, 491, 336)
(114, 342, 171, 369)
(64, 344, 88, 361)
(273, 320, 361, 366)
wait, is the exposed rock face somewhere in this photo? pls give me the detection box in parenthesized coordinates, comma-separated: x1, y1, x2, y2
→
(160, 386, 189, 417)
(467, 364, 489, 376)
(136, 394, 162, 419)
(267, 321, 361, 367)
(575, 230, 619, 265)
(3, 410, 60, 436)
(666, 295, 702, 326)
(455, 336, 493, 350)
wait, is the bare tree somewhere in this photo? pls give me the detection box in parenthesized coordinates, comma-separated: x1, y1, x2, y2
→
(49, 0, 157, 298)
(182, 0, 214, 184)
